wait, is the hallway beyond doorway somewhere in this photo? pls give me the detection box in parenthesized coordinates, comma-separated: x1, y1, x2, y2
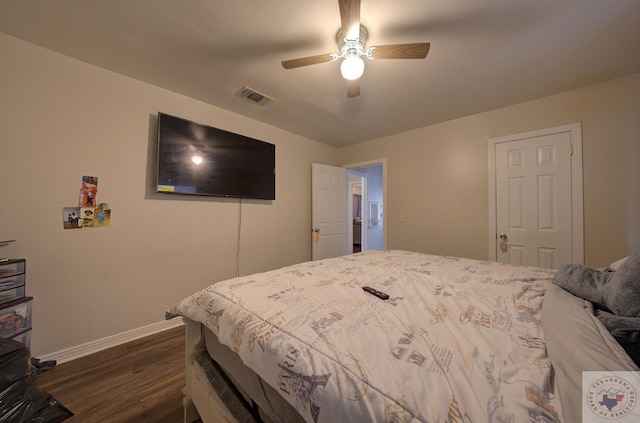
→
(347, 162, 384, 253)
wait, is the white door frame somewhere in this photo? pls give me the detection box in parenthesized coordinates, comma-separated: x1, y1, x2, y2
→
(344, 158, 387, 250)
(488, 123, 584, 264)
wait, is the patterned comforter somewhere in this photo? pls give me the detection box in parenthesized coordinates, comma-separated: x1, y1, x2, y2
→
(167, 250, 564, 422)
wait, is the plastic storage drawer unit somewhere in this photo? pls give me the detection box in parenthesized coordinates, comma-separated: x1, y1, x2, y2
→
(10, 328, 32, 348)
(0, 297, 33, 339)
(0, 259, 26, 306)
(0, 259, 25, 277)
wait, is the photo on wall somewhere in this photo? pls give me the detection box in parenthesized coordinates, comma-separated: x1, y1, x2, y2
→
(79, 187, 97, 208)
(94, 208, 111, 227)
(79, 207, 96, 228)
(79, 175, 98, 208)
(62, 207, 81, 229)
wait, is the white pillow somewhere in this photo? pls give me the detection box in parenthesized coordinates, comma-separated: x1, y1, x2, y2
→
(610, 256, 629, 271)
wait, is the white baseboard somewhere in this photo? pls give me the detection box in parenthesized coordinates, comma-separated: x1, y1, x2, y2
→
(37, 318, 185, 365)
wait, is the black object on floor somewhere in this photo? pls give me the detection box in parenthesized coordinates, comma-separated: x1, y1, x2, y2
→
(30, 357, 57, 374)
(0, 338, 72, 422)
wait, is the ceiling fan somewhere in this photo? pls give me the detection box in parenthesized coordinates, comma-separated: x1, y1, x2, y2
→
(281, 0, 430, 98)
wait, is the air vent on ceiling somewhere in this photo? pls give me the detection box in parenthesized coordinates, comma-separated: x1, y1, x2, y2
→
(236, 86, 274, 106)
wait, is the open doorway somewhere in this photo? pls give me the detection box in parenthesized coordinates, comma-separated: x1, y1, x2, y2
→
(349, 172, 365, 253)
(346, 161, 384, 253)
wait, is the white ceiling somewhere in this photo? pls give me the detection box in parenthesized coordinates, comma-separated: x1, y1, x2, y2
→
(1, 0, 640, 147)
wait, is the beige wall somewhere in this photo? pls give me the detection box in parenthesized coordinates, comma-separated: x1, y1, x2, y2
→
(0, 34, 337, 356)
(339, 73, 640, 267)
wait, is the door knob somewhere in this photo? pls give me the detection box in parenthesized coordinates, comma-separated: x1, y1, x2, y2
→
(313, 228, 320, 233)
(499, 233, 508, 241)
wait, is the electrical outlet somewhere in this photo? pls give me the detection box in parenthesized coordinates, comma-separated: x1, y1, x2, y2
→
(399, 213, 406, 222)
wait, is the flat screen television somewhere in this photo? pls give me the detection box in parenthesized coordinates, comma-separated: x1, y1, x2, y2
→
(156, 112, 275, 200)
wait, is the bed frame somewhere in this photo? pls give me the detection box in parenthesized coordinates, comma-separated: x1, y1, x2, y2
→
(183, 317, 239, 423)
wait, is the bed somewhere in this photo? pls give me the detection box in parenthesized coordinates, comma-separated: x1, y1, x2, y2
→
(166, 249, 640, 423)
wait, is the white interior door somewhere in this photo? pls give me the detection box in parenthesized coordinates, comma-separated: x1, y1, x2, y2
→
(312, 163, 347, 260)
(489, 124, 584, 268)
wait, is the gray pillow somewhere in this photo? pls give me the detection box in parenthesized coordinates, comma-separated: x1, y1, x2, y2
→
(553, 250, 640, 317)
(596, 309, 640, 365)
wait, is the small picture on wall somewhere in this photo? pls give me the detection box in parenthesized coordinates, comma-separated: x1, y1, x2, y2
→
(82, 176, 98, 187)
(80, 175, 98, 208)
(62, 207, 81, 229)
(94, 208, 111, 227)
(79, 187, 97, 208)
(79, 207, 96, 228)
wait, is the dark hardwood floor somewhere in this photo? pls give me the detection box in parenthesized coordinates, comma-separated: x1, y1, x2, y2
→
(36, 325, 191, 423)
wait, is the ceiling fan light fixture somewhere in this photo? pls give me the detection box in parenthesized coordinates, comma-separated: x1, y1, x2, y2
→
(280, 2, 430, 97)
(341, 54, 364, 80)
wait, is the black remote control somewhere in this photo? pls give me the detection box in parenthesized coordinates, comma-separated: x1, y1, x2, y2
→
(362, 286, 389, 300)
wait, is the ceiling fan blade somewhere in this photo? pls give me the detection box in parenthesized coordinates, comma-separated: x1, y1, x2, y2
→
(339, 0, 361, 41)
(370, 43, 430, 59)
(281, 54, 333, 69)
(346, 79, 360, 98)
